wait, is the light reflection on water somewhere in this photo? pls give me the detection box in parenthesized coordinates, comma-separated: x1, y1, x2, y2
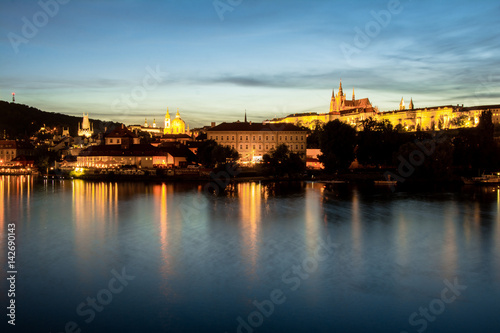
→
(1, 177, 500, 333)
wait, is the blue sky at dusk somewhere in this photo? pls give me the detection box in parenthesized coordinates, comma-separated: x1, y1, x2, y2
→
(1, 0, 499, 127)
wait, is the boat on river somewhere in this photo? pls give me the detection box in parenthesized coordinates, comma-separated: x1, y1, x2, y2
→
(462, 173, 500, 185)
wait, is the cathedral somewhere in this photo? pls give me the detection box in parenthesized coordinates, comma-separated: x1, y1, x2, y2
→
(330, 80, 374, 113)
(164, 108, 189, 135)
(267, 79, 487, 132)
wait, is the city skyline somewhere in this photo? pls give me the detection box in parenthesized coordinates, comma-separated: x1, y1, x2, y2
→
(1, 0, 499, 127)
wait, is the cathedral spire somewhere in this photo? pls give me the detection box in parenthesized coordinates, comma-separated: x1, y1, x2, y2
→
(352, 87, 355, 101)
(244, 110, 247, 123)
(409, 98, 414, 110)
(338, 79, 343, 96)
(399, 97, 405, 110)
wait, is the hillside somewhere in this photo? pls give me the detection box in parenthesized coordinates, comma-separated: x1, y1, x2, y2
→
(0, 101, 122, 139)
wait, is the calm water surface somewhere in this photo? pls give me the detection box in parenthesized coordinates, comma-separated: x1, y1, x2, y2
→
(1, 175, 500, 333)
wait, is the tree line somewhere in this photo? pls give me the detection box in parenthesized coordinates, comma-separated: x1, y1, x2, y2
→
(195, 111, 499, 180)
(317, 111, 500, 180)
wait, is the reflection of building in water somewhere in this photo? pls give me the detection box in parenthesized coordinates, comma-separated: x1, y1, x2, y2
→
(238, 182, 262, 277)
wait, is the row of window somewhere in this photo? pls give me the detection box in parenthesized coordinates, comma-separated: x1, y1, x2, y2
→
(211, 134, 305, 142)
(0, 150, 15, 155)
(107, 139, 121, 144)
(233, 144, 305, 151)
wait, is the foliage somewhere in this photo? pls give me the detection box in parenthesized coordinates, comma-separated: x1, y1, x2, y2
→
(452, 110, 500, 172)
(356, 117, 412, 168)
(450, 115, 468, 128)
(196, 140, 239, 168)
(306, 122, 323, 149)
(262, 144, 305, 178)
(396, 137, 454, 180)
(318, 120, 356, 173)
(196, 132, 207, 141)
(33, 145, 59, 171)
(0, 101, 121, 139)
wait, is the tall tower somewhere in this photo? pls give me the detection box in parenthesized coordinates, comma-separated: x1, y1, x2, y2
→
(399, 97, 405, 110)
(164, 108, 171, 134)
(409, 98, 414, 110)
(330, 89, 335, 113)
(78, 113, 93, 137)
(352, 87, 355, 101)
(12, 92, 15, 102)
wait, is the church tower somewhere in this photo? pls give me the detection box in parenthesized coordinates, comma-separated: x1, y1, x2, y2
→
(330, 89, 335, 113)
(164, 108, 171, 134)
(331, 79, 346, 112)
(409, 98, 414, 110)
(78, 113, 93, 137)
(399, 97, 405, 110)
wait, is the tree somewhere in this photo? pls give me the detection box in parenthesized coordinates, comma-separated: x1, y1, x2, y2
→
(306, 122, 323, 149)
(262, 144, 305, 178)
(396, 138, 454, 181)
(196, 140, 239, 168)
(318, 120, 356, 173)
(357, 117, 410, 168)
(196, 132, 207, 141)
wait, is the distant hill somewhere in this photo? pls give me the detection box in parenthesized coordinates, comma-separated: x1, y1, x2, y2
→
(0, 101, 122, 139)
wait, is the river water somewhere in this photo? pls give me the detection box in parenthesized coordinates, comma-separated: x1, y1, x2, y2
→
(1, 175, 499, 333)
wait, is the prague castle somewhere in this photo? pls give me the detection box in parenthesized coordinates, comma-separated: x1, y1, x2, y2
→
(267, 80, 498, 131)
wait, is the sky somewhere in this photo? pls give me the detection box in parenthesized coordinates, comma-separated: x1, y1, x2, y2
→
(1, 0, 499, 128)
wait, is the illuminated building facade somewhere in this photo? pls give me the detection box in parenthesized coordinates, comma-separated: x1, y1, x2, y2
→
(164, 108, 189, 135)
(267, 80, 493, 131)
(207, 121, 307, 162)
(0, 140, 34, 164)
(78, 113, 94, 137)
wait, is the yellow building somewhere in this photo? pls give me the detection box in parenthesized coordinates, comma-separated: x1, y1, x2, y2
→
(267, 80, 376, 129)
(268, 80, 488, 131)
(164, 108, 189, 135)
